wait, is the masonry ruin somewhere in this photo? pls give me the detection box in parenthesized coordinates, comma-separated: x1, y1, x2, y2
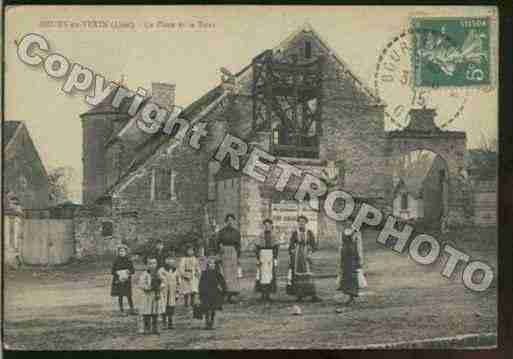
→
(75, 25, 471, 255)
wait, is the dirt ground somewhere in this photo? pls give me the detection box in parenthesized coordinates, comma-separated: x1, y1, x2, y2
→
(2, 227, 497, 350)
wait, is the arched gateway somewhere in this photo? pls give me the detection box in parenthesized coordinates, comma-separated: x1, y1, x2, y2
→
(385, 108, 469, 227)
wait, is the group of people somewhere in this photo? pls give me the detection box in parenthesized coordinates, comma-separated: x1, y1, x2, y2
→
(110, 213, 367, 334)
(253, 214, 366, 305)
(111, 242, 227, 333)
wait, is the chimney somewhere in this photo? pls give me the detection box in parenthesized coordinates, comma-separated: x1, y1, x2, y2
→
(151, 82, 176, 111)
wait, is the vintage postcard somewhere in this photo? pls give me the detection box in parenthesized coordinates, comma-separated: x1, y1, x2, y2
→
(2, 5, 499, 350)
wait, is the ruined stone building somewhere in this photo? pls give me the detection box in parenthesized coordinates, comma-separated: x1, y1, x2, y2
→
(77, 25, 469, 255)
(3, 121, 52, 265)
(3, 121, 51, 210)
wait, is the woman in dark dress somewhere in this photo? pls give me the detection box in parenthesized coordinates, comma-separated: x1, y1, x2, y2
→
(199, 257, 227, 330)
(111, 245, 137, 315)
(337, 227, 367, 308)
(286, 215, 322, 302)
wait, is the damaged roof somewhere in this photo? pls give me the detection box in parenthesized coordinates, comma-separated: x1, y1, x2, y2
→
(85, 24, 383, 201)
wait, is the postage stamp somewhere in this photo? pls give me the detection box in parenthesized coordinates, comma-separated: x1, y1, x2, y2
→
(374, 27, 469, 130)
(3, 5, 499, 351)
(411, 17, 491, 88)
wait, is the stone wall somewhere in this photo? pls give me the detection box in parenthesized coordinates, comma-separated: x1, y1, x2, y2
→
(82, 114, 115, 204)
(111, 141, 209, 249)
(239, 176, 267, 249)
(471, 178, 497, 226)
(73, 204, 116, 258)
(215, 177, 241, 231)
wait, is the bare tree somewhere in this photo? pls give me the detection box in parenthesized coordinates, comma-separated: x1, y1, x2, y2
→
(48, 166, 76, 204)
(394, 150, 437, 181)
(478, 132, 498, 153)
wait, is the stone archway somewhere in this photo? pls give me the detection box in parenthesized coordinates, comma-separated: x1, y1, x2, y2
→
(385, 108, 468, 227)
(390, 149, 450, 228)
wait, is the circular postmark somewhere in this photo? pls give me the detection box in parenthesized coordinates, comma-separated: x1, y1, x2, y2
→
(374, 27, 469, 130)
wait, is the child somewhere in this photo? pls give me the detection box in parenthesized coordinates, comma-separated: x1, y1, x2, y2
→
(111, 245, 136, 315)
(199, 256, 227, 329)
(146, 239, 166, 269)
(179, 245, 201, 308)
(138, 257, 165, 334)
(158, 255, 181, 329)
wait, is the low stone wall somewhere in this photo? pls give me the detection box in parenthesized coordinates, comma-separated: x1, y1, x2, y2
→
(74, 215, 121, 258)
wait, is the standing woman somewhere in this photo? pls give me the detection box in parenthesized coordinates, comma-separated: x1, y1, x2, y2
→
(337, 227, 367, 307)
(286, 215, 322, 302)
(216, 214, 241, 303)
(254, 219, 279, 302)
(111, 245, 137, 315)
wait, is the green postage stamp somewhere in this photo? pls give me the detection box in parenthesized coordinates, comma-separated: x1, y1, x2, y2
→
(412, 17, 491, 88)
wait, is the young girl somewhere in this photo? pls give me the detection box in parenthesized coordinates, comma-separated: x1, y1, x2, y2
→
(158, 255, 181, 329)
(110, 245, 136, 315)
(199, 257, 227, 329)
(138, 257, 165, 334)
(179, 245, 201, 308)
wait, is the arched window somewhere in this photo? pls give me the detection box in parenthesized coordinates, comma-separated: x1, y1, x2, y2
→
(305, 40, 312, 59)
(401, 193, 409, 210)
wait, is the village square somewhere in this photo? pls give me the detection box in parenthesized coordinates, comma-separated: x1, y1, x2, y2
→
(3, 7, 499, 350)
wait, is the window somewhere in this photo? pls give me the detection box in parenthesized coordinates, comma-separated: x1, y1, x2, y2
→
(273, 128, 279, 144)
(170, 171, 177, 200)
(401, 193, 408, 210)
(208, 181, 216, 201)
(8, 218, 14, 248)
(305, 40, 312, 59)
(102, 221, 113, 237)
(152, 168, 176, 201)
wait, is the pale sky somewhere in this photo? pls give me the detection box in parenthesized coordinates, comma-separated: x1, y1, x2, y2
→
(5, 6, 498, 203)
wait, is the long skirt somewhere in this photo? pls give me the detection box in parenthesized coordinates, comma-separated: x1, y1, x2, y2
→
(286, 247, 316, 297)
(341, 268, 367, 296)
(111, 277, 132, 297)
(220, 245, 240, 294)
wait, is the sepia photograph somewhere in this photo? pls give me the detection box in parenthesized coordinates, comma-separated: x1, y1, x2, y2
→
(2, 5, 501, 350)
